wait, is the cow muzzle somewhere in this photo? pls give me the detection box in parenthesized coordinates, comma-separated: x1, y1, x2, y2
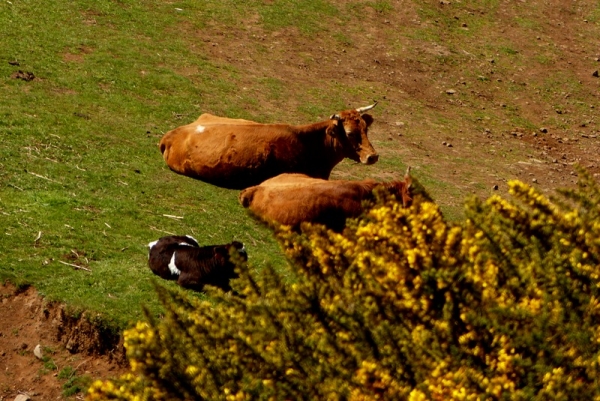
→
(363, 153, 379, 165)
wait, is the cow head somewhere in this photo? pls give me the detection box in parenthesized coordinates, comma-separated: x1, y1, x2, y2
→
(327, 102, 379, 165)
(230, 241, 248, 261)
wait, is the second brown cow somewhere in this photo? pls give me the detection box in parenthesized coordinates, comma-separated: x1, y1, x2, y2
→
(239, 168, 413, 232)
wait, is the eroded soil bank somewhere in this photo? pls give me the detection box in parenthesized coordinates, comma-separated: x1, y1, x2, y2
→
(0, 284, 127, 400)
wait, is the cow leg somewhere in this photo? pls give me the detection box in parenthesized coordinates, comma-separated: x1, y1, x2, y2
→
(177, 272, 204, 292)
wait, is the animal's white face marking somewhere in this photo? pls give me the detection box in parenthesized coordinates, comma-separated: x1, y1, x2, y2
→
(195, 125, 205, 133)
(168, 252, 181, 276)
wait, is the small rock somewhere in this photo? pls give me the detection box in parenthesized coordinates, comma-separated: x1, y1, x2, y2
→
(593, 70, 599, 77)
(442, 141, 447, 146)
(395, 121, 405, 127)
(15, 394, 31, 401)
(539, 127, 548, 133)
(34, 344, 43, 360)
(446, 143, 453, 147)
(552, 159, 558, 163)
(532, 178, 538, 183)
(492, 184, 499, 190)
(446, 89, 456, 95)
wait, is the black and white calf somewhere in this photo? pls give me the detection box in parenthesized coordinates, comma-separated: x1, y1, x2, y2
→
(147, 235, 247, 293)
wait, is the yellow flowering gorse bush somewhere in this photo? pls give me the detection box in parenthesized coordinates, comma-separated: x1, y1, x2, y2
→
(88, 171, 600, 400)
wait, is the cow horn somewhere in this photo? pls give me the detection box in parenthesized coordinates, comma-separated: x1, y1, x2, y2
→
(404, 166, 412, 188)
(356, 101, 378, 113)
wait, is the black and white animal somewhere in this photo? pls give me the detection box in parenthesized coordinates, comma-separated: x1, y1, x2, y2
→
(147, 235, 247, 293)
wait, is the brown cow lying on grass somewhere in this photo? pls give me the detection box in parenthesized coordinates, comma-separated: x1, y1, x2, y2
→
(147, 235, 247, 293)
(239, 168, 414, 232)
(159, 103, 380, 189)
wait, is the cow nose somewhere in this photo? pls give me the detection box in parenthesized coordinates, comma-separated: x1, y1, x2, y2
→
(365, 154, 379, 165)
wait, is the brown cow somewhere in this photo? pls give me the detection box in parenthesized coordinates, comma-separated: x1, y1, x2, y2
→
(239, 168, 413, 232)
(159, 103, 380, 189)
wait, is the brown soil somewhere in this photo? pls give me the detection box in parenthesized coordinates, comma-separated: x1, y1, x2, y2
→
(0, 284, 126, 400)
(3, 1, 600, 398)
(185, 0, 600, 206)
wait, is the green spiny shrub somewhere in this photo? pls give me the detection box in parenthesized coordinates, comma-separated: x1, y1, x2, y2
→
(87, 169, 600, 400)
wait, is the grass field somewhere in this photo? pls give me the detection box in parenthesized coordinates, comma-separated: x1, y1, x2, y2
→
(0, 0, 308, 327)
(2, 0, 600, 332)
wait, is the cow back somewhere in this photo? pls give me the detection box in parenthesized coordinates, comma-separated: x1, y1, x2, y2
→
(240, 171, 413, 231)
(176, 242, 247, 292)
(240, 174, 379, 231)
(148, 235, 199, 280)
(158, 108, 379, 189)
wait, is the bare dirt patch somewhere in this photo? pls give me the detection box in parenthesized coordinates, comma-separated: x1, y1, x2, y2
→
(0, 284, 126, 400)
(178, 0, 600, 210)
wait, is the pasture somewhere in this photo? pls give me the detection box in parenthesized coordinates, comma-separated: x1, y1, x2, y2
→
(1, 0, 599, 395)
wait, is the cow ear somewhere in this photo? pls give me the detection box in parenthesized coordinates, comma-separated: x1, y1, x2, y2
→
(361, 113, 374, 127)
(213, 247, 228, 261)
(404, 166, 412, 188)
(326, 119, 340, 137)
(401, 166, 413, 207)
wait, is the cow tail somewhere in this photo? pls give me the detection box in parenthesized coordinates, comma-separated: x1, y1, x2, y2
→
(159, 137, 169, 158)
(158, 130, 174, 159)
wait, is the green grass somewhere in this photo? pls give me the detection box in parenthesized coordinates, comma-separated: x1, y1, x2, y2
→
(1, 0, 410, 331)
(0, 0, 289, 328)
(256, 0, 338, 33)
(2, 0, 599, 339)
(58, 365, 93, 397)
